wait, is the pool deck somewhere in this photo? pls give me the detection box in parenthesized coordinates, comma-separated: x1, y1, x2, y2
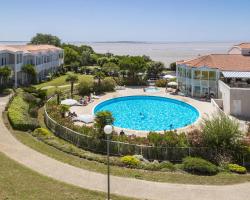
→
(70, 87, 216, 137)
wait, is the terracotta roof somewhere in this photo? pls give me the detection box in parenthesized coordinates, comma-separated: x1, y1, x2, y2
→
(177, 54, 250, 72)
(0, 44, 62, 53)
(235, 43, 250, 49)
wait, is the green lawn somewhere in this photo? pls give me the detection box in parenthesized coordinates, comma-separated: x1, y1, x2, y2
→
(0, 151, 135, 200)
(34, 72, 93, 89)
(4, 112, 250, 186)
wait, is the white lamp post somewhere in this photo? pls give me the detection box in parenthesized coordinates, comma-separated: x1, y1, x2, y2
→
(104, 125, 113, 200)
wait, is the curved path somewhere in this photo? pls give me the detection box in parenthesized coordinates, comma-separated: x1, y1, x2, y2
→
(0, 96, 250, 200)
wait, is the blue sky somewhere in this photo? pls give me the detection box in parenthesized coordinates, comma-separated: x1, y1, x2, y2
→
(1, 0, 250, 42)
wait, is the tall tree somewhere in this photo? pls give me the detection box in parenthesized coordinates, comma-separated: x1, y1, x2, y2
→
(119, 56, 146, 82)
(21, 64, 37, 85)
(147, 61, 165, 79)
(102, 62, 120, 77)
(30, 33, 61, 47)
(94, 69, 105, 94)
(64, 47, 80, 66)
(65, 73, 78, 98)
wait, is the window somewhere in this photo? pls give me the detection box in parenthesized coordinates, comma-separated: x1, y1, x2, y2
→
(209, 71, 216, 80)
(194, 70, 201, 79)
(201, 71, 209, 80)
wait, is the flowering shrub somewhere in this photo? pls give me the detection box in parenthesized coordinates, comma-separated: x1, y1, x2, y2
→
(228, 164, 247, 174)
(121, 156, 140, 167)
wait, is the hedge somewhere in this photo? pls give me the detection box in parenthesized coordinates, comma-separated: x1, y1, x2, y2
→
(8, 93, 39, 131)
(228, 164, 247, 174)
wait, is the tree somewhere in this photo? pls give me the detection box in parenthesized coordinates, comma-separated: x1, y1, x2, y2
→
(64, 47, 80, 65)
(21, 64, 37, 84)
(0, 66, 11, 88)
(55, 87, 63, 105)
(94, 69, 105, 94)
(30, 33, 61, 47)
(70, 61, 80, 73)
(119, 56, 146, 83)
(102, 62, 120, 77)
(97, 57, 109, 66)
(81, 50, 91, 66)
(170, 62, 177, 71)
(65, 73, 78, 98)
(94, 111, 114, 139)
(147, 61, 164, 79)
(59, 104, 70, 118)
(142, 55, 152, 62)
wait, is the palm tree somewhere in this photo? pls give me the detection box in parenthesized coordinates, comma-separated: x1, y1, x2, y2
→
(94, 69, 105, 94)
(54, 87, 63, 105)
(66, 73, 78, 98)
(59, 104, 70, 118)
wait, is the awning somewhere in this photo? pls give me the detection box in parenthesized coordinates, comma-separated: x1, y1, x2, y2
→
(222, 71, 250, 78)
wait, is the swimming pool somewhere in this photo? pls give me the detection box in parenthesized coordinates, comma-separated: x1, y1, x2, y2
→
(94, 95, 199, 131)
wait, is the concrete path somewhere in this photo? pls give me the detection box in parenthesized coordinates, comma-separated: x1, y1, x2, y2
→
(1, 95, 250, 200)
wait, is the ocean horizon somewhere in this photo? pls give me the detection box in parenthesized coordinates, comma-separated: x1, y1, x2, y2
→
(0, 41, 240, 66)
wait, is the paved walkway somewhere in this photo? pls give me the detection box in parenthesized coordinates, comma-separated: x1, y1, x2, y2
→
(71, 87, 216, 137)
(1, 95, 250, 200)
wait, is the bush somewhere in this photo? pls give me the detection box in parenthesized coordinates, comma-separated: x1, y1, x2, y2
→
(8, 93, 39, 131)
(1, 88, 12, 95)
(121, 155, 140, 167)
(159, 161, 176, 171)
(29, 106, 39, 118)
(155, 79, 167, 87)
(201, 113, 244, 162)
(78, 79, 93, 96)
(183, 157, 218, 175)
(33, 128, 54, 139)
(101, 77, 116, 92)
(228, 164, 247, 174)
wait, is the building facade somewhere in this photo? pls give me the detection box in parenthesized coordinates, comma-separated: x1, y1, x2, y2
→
(177, 43, 250, 119)
(0, 45, 64, 87)
(176, 43, 250, 98)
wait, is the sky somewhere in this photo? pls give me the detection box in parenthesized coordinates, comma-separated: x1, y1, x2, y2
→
(0, 0, 250, 42)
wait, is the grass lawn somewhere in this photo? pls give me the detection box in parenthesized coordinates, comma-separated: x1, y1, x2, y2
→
(34, 72, 93, 89)
(0, 151, 135, 200)
(3, 112, 250, 186)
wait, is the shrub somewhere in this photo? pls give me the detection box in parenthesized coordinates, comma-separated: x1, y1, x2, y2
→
(147, 131, 188, 147)
(1, 88, 12, 95)
(33, 128, 54, 139)
(121, 156, 140, 167)
(29, 106, 39, 118)
(78, 79, 93, 96)
(101, 77, 116, 92)
(143, 161, 161, 171)
(201, 113, 244, 162)
(159, 161, 176, 171)
(228, 164, 247, 174)
(8, 93, 39, 131)
(183, 157, 218, 175)
(155, 79, 168, 87)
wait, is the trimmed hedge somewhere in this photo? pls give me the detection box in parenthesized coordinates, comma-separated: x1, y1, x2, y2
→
(183, 157, 218, 175)
(228, 164, 247, 174)
(8, 93, 39, 131)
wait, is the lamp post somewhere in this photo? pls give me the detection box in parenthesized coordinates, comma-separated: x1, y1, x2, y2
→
(104, 125, 112, 200)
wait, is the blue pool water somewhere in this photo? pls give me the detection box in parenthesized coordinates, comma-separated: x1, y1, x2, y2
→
(94, 96, 199, 131)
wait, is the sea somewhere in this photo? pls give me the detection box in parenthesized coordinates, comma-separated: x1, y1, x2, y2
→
(0, 41, 239, 67)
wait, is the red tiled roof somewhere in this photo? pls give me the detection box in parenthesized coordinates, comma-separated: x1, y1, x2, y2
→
(177, 54, 250, 72)
(235, 43, 250, 49)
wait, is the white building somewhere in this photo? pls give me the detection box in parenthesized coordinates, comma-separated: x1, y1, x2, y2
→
(176, 43, 250, 119)
(0, 44, 64, 87)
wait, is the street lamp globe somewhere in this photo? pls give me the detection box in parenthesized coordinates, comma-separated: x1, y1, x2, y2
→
(104, 125, 113, 135)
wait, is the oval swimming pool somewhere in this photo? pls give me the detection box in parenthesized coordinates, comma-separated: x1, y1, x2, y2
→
(94, 95, 199, 131)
